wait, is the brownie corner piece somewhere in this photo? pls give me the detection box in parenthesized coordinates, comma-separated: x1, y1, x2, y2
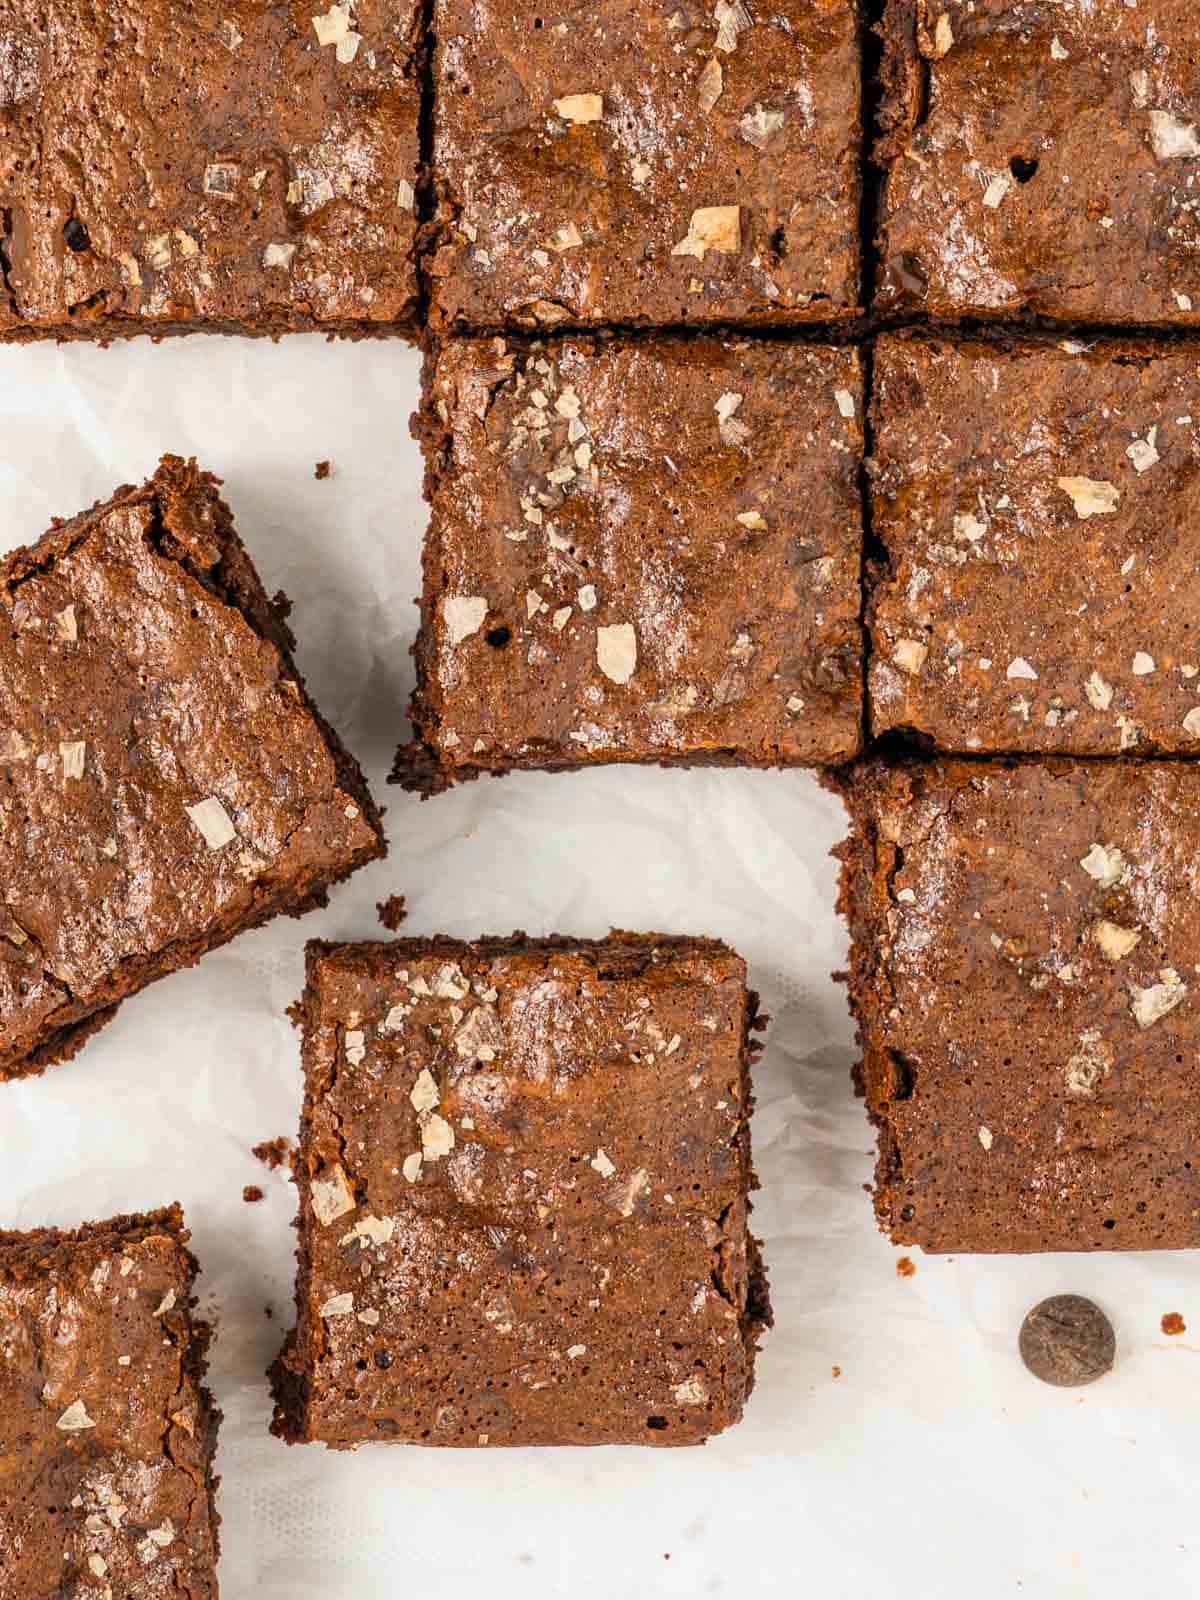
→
(0, 2, 422, 343)
(272, 933, 771, 1448)
(0, 1204, 221, 1597)
(873, 0, 1200, 323)
(835, 755, 1200, 1253)
(428, 0, 862, 330)
(0, 457, 384, 1083)
(868, 332, 1200, 755)
(393, 334, 864, 791)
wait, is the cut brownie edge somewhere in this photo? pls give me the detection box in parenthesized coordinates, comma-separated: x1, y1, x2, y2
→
(272, 932, 771, 1447)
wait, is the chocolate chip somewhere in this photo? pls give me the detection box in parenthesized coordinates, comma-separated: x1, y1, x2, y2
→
(63, 219, 90, 253)
(1019, 1294, 1114, 1387)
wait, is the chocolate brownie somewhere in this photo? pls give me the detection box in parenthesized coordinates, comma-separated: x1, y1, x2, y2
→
(0, 456, 384, 1082)
(0, 2, 421, 342)
(836, 757, 1200, 1253)
(874, 0, 1200, 324)
(0, 1205, 221, 1597)
(427, 0, 863, 331)
(271, 934, 771, 1447)
(869, 333, 1200, 754)
(393, 335, 864, 792)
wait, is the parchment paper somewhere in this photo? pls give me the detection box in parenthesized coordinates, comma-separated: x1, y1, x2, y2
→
(1, 335, 1196, 1600)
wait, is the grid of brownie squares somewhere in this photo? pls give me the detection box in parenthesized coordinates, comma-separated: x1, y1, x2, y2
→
(7, 0, 1200, 1578)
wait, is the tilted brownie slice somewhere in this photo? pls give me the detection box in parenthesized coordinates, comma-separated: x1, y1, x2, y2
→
(0, 457, 384, 1082)
(393, 335, 864, 792)
(836, 757, 1200, 1253)
(272, 934, 771, 1447)
(874, 0, 1200, 324)
(0, 2, 421, 342)
(869, 334, 1200, 754)
(428, 0, 862, 331)
(0, 1205, 221, 1598)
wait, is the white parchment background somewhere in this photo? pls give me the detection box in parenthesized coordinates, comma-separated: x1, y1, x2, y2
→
(1, 336, 1197, 1600)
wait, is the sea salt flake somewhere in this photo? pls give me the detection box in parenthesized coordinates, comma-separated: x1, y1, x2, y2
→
(672, 206, 740, 259)
(597, 623, 637, 684)
(553, 93, 603, 124)
(1130, 970, 1186, 1029)
(1079, 843, 1126, 889)
(186, 797, 236, 850)
(1057, 477, 1120, 518)
(57, 1401, 96, 1430)
(443, 595, 488, 644)
(311, 1165, 356, 1226)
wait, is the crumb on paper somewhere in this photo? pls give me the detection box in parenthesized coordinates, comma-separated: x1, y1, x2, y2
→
(377, 894, 408, 931)
(252, 1137, 292, 1170)
(831, 1364, 842, 1379)
(896, 1256, 916, 1279)
(315, 460, 332, 480)
(243, 1185, 264, 1203)
(1162, 1312, 1186, 1336)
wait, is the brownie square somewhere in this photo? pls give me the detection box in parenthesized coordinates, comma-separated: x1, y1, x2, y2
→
(428, 0, 862, 331)
(0, 1206, 221, 1597)
(393, 335, 864, 791)
(0, 2, 421, 342)
(0, 457, 384, 1082)
(869, 334, 1200, 755)
(836, 757, 1200, 1253)
(874, 0, 1200, 324)
(271, 935, 771, 1447)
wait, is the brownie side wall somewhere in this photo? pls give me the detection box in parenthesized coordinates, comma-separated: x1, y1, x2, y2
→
(829, 764, 911, 1242)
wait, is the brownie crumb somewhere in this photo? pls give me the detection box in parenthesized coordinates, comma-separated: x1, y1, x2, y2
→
(831, 1365, 842, 1379)
(896, 1256, 915, 1278)
(1020, 1295, 1115, 1388)
(314, 461, 332, 481)
(252, 1137, 291, 1171)
(1162, 1312, 1186, 1337)
(243, 1185, 265, 1204)
(376, 894, 408, 931)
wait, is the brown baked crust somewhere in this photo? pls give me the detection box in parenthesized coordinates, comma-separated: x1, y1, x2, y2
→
(391, 334, 864, 792)
(868, 332, 1200, 753)
(271, 933, 771, 1448)
(0, 1204, 221, 1597)
(873, 0, 1200, 323)
(427, 0, 863, 332)
(0, 2, 422, 343)
(834, 756, 1200, 1253)
(0, 456, 385, 1083)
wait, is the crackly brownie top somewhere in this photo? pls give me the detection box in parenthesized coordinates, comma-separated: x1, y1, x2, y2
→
(876, 0, 1200, 323)
(854, 759, 1200, 1252)
(0, 1208, 218, 1599)
(0, 460, 378, 1071)
(413, 337, 863, 772)
(293, 937, 762, 1446)
(0, 1, 421, 333)
(428, 0, 862, 329)
(869, 336, 1200, 754)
